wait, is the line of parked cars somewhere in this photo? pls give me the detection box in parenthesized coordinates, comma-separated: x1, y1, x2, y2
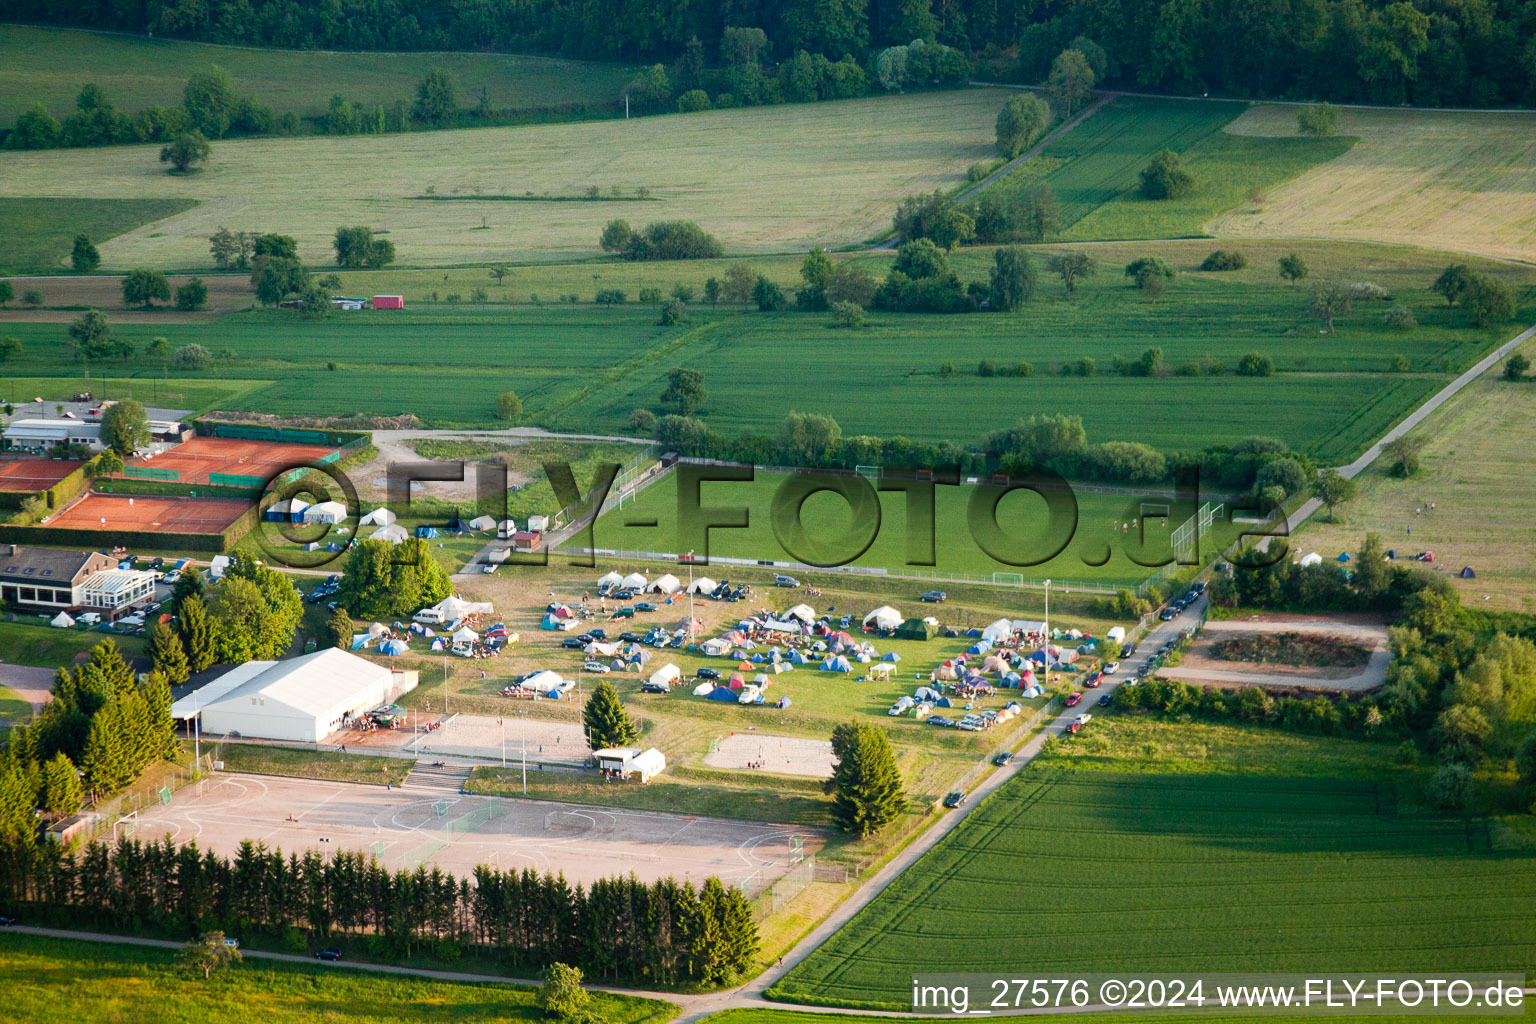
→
(304, 574, 343, 604)
(1158, 579, 1207, 620)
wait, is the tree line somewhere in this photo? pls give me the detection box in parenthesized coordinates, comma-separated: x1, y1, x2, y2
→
(18, 0, 1536, 109)
(0, 833, 759, 986)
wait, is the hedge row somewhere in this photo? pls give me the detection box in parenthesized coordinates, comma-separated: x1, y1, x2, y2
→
(95, 479, 262, 501)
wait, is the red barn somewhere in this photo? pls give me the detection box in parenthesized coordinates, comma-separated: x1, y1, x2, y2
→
(371, 295, 405, 310)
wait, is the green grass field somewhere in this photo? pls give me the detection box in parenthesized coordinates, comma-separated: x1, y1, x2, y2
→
(202, 741, 411, 786)
(0, 619, 147, 667)
(0, 24, 636, 123)
(0, 931, 676, 1024)
(708, 1009, 1506, 1024)
(0, 683, 30, 729)
(1024, 98, 1239, 229)
(0, 196, 196, 274)
(0, 376, 270, 415)
(581, 470, 1237, 588)
(772, 717, 1536, 1010)
(0, 89, 1005, 269)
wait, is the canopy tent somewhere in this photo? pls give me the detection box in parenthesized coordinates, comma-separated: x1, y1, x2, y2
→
(371, 523, 408, 544)
(585, 641, 619, 657)
(452, 626, 479, 643)
(303, 501, 348, 525)
(621, 572, 648, 590)
(869, 663, 895, 679)
(49, 611, 75, 628)
(468, 515, 497, 531)
(895, 617, 937, 641)
(785, 604, 816, 623)
(648, 664, 681, 688)
(649, 573, 682, 594)
(597, 571, 624, 589)
(981, 618, 1015, 641)
(359, 508, 396, 527)
(862, 605, 903, 631)
(434, 595, 494, 619)
(686, 577, 717, 595)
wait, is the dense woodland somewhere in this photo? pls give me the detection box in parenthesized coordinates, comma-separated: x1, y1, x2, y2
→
(7, 0, 1536, 107)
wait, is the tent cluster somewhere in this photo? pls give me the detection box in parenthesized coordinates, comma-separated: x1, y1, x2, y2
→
(690, 670, 785, 707)
(502, 669, 575, 700)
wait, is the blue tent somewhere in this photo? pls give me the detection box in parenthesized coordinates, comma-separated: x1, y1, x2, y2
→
(751, 653, 765, 662)
(631, 648, 653, 666)
(707, 686, 737, 701)
(379, 638, 409, 656)
(820, 655, 852, 673)
(417, 526, 440, 539)
(1337, 551, 1352, 562)
(540, 613, 562, 630)
(326, 542, 343, 552)
(788, 650, 810, 664)
(935, 696, 953, 708)
(881, 651, 902, 662)
(968, 639, 993, 655)
(965, 628, 982, 638)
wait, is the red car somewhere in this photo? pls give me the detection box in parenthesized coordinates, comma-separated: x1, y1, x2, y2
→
(1085, 671, 1103, 688)
(1064, 692, 1083, 707)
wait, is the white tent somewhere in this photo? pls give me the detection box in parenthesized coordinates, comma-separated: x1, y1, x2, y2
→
(360, 508, 396, 527)
(648, 664, 681, 688)
(598, 571, 624, 589)
(785, 603, 816, 623)
(268, 497, 309, 517)
(869, 662, 895, 679)
(303, 501, 348, 525)
(452, 626, 479, 643)
(368, 621, 388, 636)
(178, 648, 416, 743)
(686, 576, 717, 595)
(621, 572, 648, 590)
(692, 681, 716, 696)
(1299, 551, 1323, 567)
(862, 605, 902, 630)
(586, 641, 620, 657)
(49, 611, 75, 628)
(468, 515, 497, 531)
(650, 573, 682, 594)
(434, 594, 494, 619)
(521, 670, 563, 691)
(981, 618, 1015, 641)
(371, 523, 408, 544)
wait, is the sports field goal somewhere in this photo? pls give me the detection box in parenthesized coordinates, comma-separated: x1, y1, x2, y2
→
(372, 840, 387, 862)
(1172, 501, 1221, 564)
(433, 798, 450, 818)
(992, 571, 1024, 586)
(446, 797, 503, 835)
(854, 464, 881, 481)
(1139, 501, 1171, 517)
(402, 838, 448, 871)
(158, 785, 173, 805)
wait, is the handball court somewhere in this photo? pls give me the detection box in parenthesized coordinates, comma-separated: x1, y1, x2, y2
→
(125, 436, 339, 485)
(49, 493, 250, 533)
(132, 772, 817, 893)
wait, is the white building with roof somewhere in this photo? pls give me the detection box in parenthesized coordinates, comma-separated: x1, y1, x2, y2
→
(80, 568, 157, 613)
(171, 647, 419, 742)
(3, 418, 104, 453)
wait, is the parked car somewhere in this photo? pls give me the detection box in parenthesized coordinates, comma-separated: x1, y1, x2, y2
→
(1120, 642, 1138, 658)
(0, 914, 14, 926)
(582, 661, 610, 673)
(634, 601, 657, 612)
(1097, 694, 1113, 707)
(611, 607, 635, 619)
(1064, 692, 1083, 707)
(927, 715, 955, 728)
(943, 790, 967, 808)
(919, 590, 947, 603)
(696, 667, 721, 680)
(562, 637, 586, 649)
(993, 751, 1014, 767)
(774, 574, 800, 587)
(619, 631, 643, 642)
(640, 681, 668, 694)
(315, 948, 343, 961)
(1103, 661, 1120, 675)
(613, 588, 636, 600)
(223, 937, 240, 949)
(1085, 671, 1103, 688)
(1159, 608, 1176, 621)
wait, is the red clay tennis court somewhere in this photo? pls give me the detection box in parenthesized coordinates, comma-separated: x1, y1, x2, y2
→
(0, 458, 80, 492)
(124, 437, 339, 485)
(50, 494, 250, 534)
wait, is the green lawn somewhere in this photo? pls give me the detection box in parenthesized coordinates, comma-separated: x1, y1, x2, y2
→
(772, 717, 1536, 1010)
(0, 376, 269, 415)
(203, 741, 411, 786)
(709, 1010, 1499, 1024)
(581, 470, 1239, 588)
(0, 931, 676, 1024)
(0, 24, 637, 123)
(0, 618, 146, 667)
(0, 196, 196, 274)
(0, 683, 30, 729)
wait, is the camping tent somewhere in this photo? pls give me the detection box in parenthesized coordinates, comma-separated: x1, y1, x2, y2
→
(700, 638, 730, 657)
(785, 604, 816, 623)
(452, 626, 478, 643)
(621, 572, 648, 590)
(379, 638, 409, 656)
(360, 508, 396, 527)
(1337, 552, 1352, 562)
(648, 664, 680, 688)
(49, 611, 74, 628)
(788, 650, 810, 664)
(706, 686, 736, 701)
(303, 501, 347, 525)
(895, 617, 937, 641)
(1459, 566, 1477, 578)
(881, 651, 902, 662)
(820, 655, 852, 673)
(598, 571, 624, 589)
(649, 574, 682, 594)
(1299, 552, 1323, 567)
(862, 605, 902, 631)
(692, 681, 715, 696)
(968, 639, 993, 655)
(687, 577, 717, 595)
(468, 515, 497, 531)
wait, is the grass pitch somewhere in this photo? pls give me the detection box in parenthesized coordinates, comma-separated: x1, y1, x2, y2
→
(0, 24, 636, 123)
(1211, 104, 1536, 264)
(772, 717, 1536, 1010)
(0, 90, 1006, 269)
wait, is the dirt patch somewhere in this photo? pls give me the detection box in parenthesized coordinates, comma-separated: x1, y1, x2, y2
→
(0, 272, 253, 322)
(1211, 632, 1371, 669)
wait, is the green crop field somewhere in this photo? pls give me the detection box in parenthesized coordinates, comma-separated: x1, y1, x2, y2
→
(0, 376, 269, 415)
(0, 196, 196, 274)
(707, 1011, 1496, 1024)
(0, 931, 675, 1024)
(0, 89, 1005, 270)
(1020, 98, 1238, 230)
(773, 718, 1536, 1010)
(0, 24, 637, 123)
(581, 470, 1239, 588)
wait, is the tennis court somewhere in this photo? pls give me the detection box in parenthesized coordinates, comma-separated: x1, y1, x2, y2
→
(0, 458, 79, 492)
(124, 436, 339, 485)
(49, 493, 250, 533)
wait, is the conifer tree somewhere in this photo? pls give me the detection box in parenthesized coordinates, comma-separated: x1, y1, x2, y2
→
(178, 593, 217, 672)
(828, 720, 904, 837)
(582, 680, 637, 750)
(41, 751, 83, 816)
(150, 622, 191, 685)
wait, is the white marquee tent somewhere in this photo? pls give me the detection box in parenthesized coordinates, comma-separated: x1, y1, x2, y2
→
(598, 571, 624, 589)
(360, 508, 396, 527)
(371, 523, 408, 544)
(621, 572, 648, 590)
(785, 603, 816, 623)
(863, 605, 902, 630)
(649, 573, 682, 594)
(303, 501, 348, 525)
(686, 576, 717, 595)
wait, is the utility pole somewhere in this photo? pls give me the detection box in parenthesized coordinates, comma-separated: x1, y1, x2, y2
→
(686, 549, 695, 640)
(519, 710, 528, 795)
(1043, 579, 1051, 691)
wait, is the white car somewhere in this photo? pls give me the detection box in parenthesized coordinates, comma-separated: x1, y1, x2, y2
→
(1103, 661, 1120, 675)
